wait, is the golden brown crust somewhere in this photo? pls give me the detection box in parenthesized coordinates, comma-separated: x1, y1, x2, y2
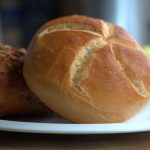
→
(24, 15, 150, 123)
(0, 44, 49, 116)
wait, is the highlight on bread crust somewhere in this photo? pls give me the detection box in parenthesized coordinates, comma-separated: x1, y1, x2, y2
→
(23, 15, 150, 123)
(0, 44, 49, 116)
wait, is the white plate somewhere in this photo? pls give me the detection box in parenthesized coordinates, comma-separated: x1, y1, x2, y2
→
(1, 100, 150, 134)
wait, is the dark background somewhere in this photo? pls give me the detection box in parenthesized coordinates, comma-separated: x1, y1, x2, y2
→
(0, 0, 150, 48)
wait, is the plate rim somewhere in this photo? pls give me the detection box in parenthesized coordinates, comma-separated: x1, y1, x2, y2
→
(0, 119, 150, 134)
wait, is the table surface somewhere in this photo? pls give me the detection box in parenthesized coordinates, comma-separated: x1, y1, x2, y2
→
(0, 131, 150, 150)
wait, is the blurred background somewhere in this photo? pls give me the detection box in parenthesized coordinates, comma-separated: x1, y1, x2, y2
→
(0, 0, 150, 48)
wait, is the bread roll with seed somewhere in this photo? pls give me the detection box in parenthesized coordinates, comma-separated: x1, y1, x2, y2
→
(0, 44, 49, 116)
(23, 15, 150, 123)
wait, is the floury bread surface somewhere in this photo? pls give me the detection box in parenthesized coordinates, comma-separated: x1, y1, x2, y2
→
(23, 15, 150, 123)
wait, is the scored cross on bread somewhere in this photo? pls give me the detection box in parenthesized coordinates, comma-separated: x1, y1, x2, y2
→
(23, 15, 150, 123)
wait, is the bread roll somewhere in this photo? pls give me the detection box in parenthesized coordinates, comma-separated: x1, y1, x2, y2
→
(0, 44, 49, 116)
(23, 15, 150, 123)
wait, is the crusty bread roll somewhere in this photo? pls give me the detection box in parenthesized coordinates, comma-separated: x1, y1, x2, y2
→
(0, 44, 49, 116)
(23, 15, 150, 123)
